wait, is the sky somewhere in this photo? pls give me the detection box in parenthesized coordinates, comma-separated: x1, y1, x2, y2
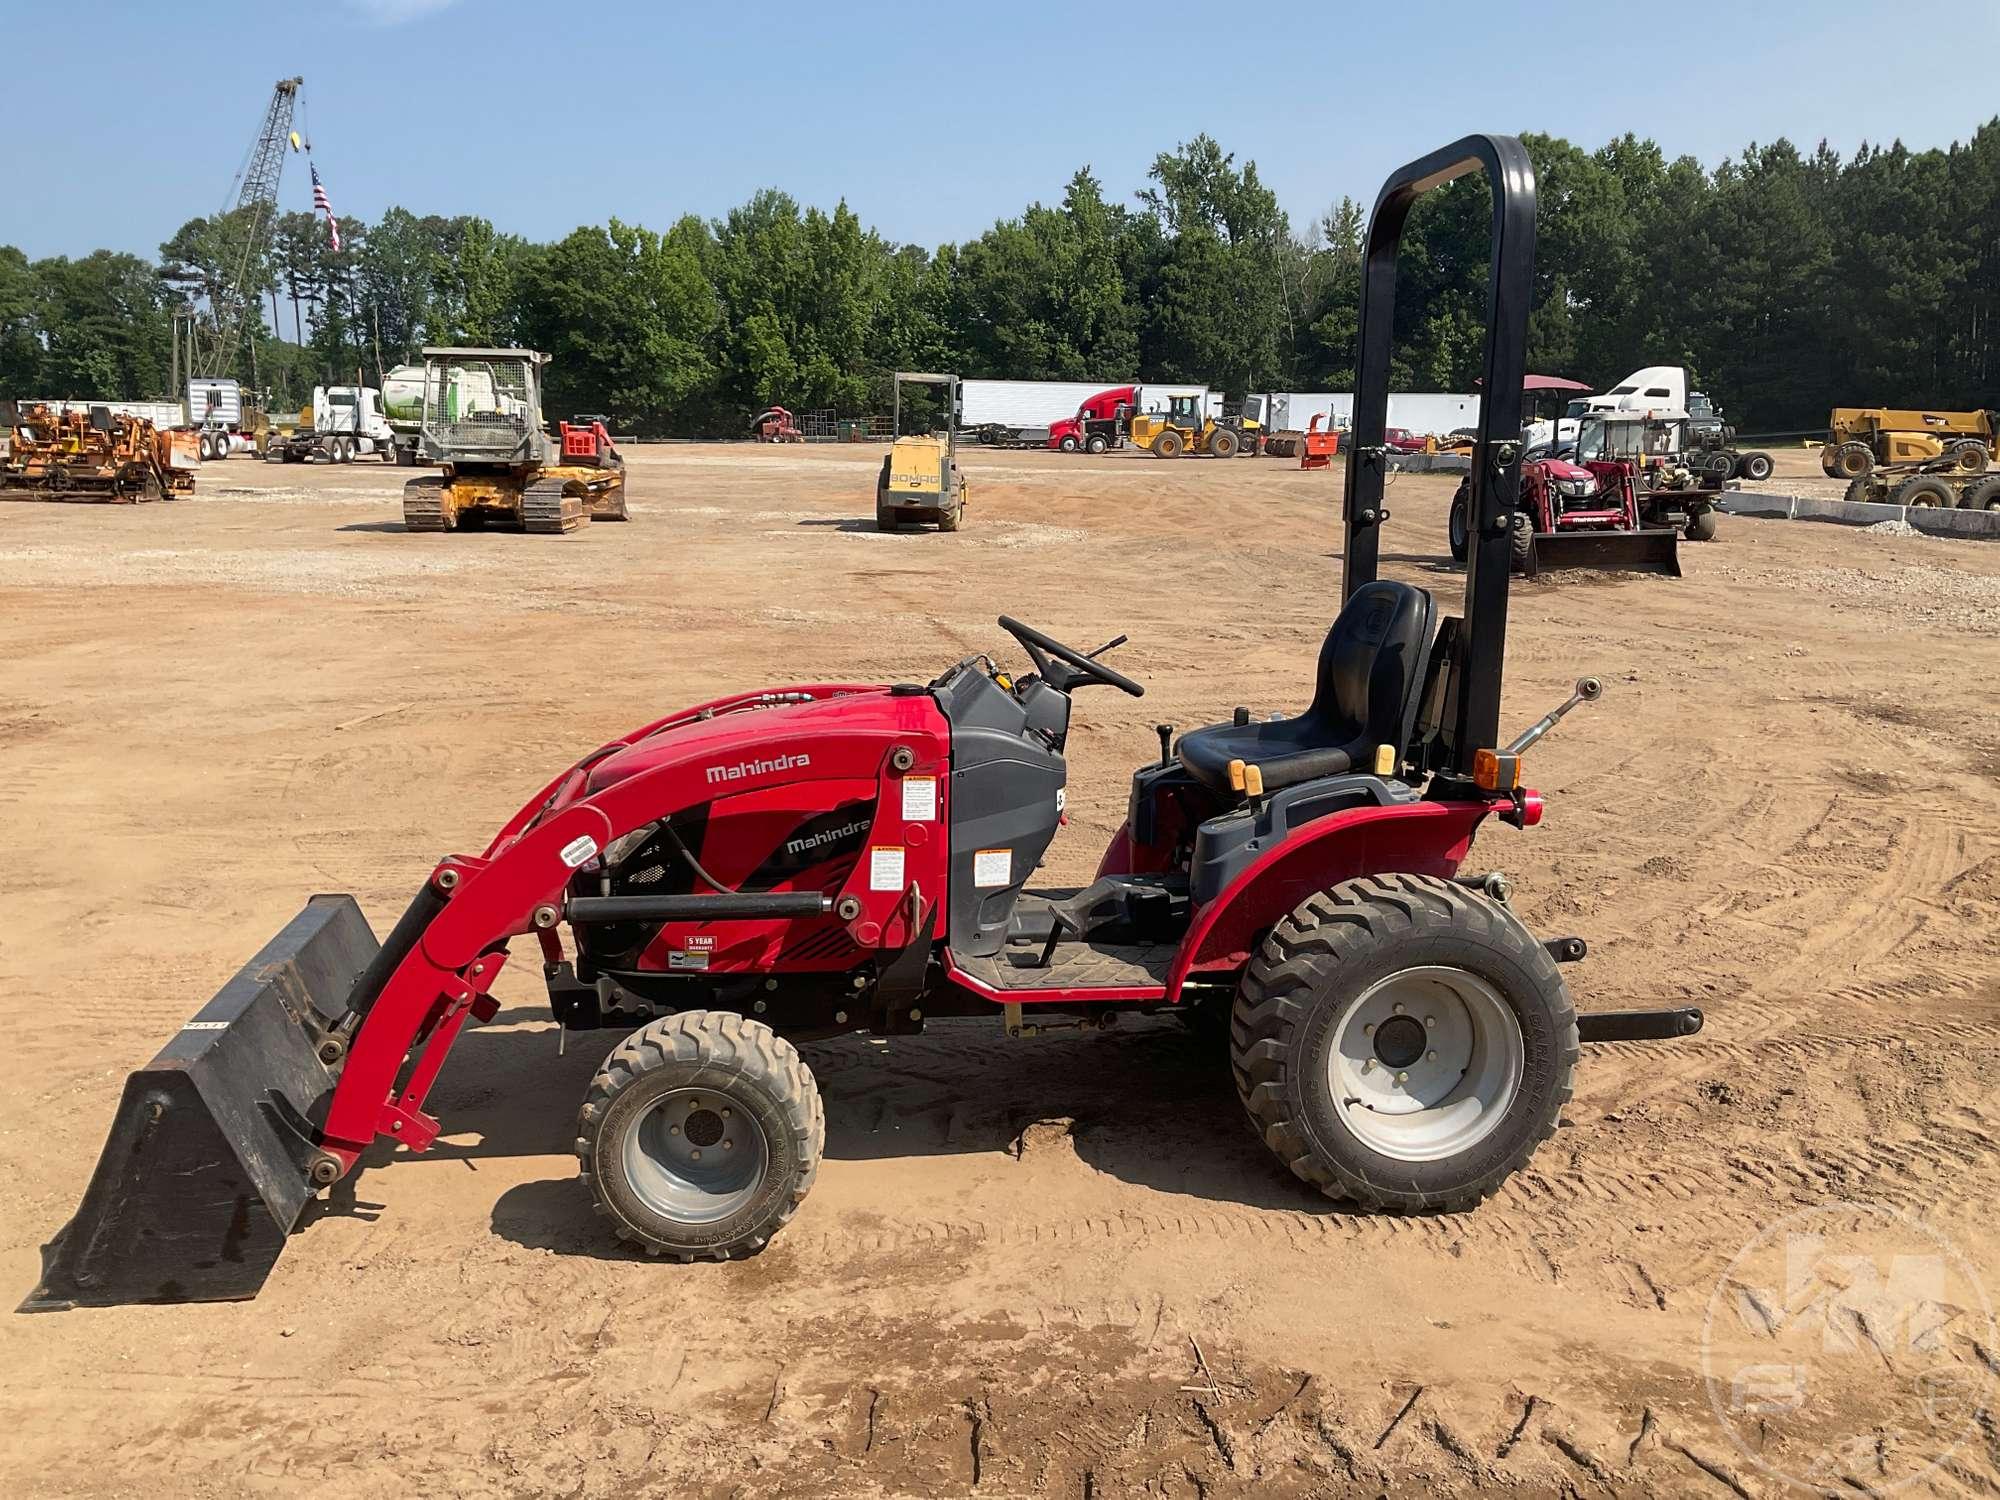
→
(6, 0, 1999, 262)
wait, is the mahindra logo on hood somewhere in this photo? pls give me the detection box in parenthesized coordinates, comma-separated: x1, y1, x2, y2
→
(705, 751, 810, 785)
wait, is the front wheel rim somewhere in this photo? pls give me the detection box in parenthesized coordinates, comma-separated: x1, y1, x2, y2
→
(1326, 966, 1524, 1162)
(621, 1086, 770, 1224)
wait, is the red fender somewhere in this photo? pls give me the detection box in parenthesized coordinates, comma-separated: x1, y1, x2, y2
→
(1165, 798, 1506, 998)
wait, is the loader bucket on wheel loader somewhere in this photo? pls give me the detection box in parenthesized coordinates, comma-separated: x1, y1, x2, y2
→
(21, 895, 382, 1311)
(1527, 527, 1681, 579)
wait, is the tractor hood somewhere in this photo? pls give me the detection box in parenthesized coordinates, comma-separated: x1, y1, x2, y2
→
(580, 685, 939, 797)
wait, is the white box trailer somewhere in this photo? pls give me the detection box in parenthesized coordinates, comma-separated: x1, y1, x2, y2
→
(29, 398, 184, 429)
(961, 379, 1122, 432)
(1254, 392, 1477, 437)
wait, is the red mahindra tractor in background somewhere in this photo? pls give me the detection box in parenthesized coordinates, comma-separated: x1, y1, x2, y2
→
(26, 135, 1704, 1311)
(1447, 409, 1717, 577)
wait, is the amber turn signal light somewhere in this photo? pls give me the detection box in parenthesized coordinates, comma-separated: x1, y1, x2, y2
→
(1473, 749, 1522, 791)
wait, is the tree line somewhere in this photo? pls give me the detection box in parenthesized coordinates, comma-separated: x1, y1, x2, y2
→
(3, 123, 1997, 434)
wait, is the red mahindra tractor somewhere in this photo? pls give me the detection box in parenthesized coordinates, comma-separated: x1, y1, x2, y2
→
(1456, 434, 1688, 580)
(26, 136, 1703, 1311)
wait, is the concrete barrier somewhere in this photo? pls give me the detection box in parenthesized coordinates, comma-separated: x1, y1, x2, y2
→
(1714, 489, 2000, 542)
(1386, 452, 1471, 475)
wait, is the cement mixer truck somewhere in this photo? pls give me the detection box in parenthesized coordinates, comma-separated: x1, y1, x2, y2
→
(382, 362, 520, 466)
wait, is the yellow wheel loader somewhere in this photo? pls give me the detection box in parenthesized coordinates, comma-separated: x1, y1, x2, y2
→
(401, 348, 626, 535)
(875, 371, 967, 532)
(1130, 393, 1242, 458)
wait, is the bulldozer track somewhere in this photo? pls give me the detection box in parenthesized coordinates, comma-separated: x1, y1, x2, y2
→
(524, 478, 585, 534)
(401, 476, 447, 532)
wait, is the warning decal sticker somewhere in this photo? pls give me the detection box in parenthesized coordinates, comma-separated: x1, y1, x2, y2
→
(869, 846, 906, 891)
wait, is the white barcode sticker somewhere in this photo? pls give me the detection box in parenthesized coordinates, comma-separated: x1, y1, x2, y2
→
(901, 775, 937, 822)
(559, 835, 599, 869)
(869, 846, 906, 891)
(973, 848, 1012, 888)
(182, 1020, 230, 1031)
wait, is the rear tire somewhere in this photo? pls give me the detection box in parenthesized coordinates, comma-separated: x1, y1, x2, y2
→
(1230, 874, 1576, 1212)
(938, 498, 962, 532)
(1950, 440, 1988, 473)
(1086, 433, 1109, 455)
(579, 1011, 823, 1261)
(1737, 451, 1773, 482)
(1685, 507, 1719, 542)
(1446, 482, 1470, 563)
(1966, 475, 2000, 512)
(1844, 475, 1878, 506)
(1893, 474, 1956, 509)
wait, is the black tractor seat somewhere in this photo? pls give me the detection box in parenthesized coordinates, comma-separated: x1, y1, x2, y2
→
(1177, 580, 1437, 795)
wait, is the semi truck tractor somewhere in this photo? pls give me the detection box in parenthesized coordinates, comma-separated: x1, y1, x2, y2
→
(265, 386, 400, 464)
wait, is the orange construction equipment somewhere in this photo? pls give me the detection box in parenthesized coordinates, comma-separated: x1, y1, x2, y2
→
(1300, 414, 1340, 470)
(0, 402, 196, 503)
(751, 407, 803, 442)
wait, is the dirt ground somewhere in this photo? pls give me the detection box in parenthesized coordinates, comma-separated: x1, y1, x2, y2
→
(1, 443, 1997, 1498)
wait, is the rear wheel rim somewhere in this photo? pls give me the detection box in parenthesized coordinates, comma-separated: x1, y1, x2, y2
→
(622, 1086, 770, 1224)
(1327, 966, 1523, 1162)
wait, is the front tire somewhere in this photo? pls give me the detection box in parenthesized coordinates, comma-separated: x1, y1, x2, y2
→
(1153, 430, 1183, 459)
(1832, 442, 1875, 479)
(1510, 510, 1535, 573)
(1059, 434, 1079, 453)
(579, 1012, 823, 1261)
(1686, 506, 1719, 542)
(1230, 875, 1576, 1212)
(1446, 483, 1470, 563)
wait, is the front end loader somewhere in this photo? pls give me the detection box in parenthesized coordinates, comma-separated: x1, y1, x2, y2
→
(400, 348, 627, 534)
(27, 135, 1706, 1311)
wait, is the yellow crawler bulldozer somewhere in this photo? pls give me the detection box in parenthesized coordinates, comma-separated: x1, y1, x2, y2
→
(1130, 394, 1242, 458)
(400, 348, 626, 535)
(1820, 407, 1995, 479)
(0, 401, 196, 503)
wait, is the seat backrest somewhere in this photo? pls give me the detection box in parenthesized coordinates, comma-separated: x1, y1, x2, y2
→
(1305, 580, 1436, 753)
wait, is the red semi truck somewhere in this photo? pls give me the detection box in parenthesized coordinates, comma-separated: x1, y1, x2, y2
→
(1046, 385, 1138, 453)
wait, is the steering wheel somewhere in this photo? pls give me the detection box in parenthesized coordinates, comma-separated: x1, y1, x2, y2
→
(997, 615, 1145, 697)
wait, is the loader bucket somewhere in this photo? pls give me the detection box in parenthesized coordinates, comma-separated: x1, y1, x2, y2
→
(21, 895, 378, 1311)
(1527, 528, 1681, 579)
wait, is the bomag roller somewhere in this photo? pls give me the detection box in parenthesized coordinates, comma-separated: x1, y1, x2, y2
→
(26, 136, 1705, 1311)
(401, 348, 627, 534)
(876, 371, 966, 532)
(0, 401, 197, 504)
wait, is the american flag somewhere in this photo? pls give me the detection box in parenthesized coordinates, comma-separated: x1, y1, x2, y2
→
(311, 163, 341, 253)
